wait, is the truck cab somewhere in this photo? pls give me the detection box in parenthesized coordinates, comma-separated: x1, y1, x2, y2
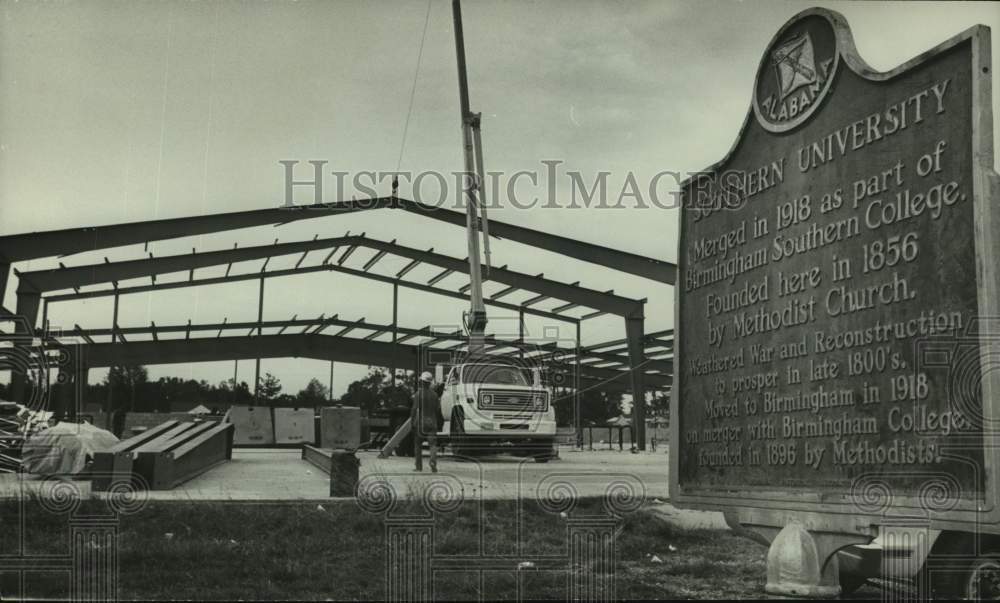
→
(437, 361, 557, 460)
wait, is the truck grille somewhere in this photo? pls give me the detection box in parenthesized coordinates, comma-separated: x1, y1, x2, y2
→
(478, 389, 548, 412)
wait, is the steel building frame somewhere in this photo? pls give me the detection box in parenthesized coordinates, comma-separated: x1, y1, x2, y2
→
(2, 196, 672, 447)
(65, 318, 672, 386)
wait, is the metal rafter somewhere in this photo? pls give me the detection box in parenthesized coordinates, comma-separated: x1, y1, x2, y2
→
(362, 249, 389, 272)
(43, 261, 578, 324)
(388, 198, 675, 284)
(0, 200, 383, 263)
(16, 236, 355, 294)
(427, 267, 455, 286)
(0, 196, 674, 297)
(65, 318, 670, 388)
(29, 235, 640, 317)
(60, 330, 668, 390)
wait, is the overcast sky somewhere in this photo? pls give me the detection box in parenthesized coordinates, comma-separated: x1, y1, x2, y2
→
(1, 0, 998, 397)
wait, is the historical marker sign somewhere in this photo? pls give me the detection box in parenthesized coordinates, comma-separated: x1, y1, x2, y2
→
(672, 8, 1000, 527)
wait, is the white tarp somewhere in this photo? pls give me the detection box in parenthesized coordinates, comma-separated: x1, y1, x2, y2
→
(21, 422, 119, 476)
(187, 404, 212, 415)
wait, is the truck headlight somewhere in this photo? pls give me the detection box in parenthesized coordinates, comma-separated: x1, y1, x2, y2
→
(482, 394, 493, 406)
(533, 396, 545, 408)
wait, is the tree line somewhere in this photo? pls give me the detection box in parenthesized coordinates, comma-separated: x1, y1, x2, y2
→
(1, 364, 669, 425)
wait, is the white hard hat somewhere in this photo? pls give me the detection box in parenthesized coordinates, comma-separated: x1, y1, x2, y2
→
(420, 371, 433, 383)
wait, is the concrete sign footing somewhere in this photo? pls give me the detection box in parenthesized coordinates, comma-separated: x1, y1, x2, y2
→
(762, 522, 869, 598)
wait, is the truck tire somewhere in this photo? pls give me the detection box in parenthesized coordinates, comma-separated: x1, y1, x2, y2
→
(449, 408, 470, 457)
(837, 573, 868, 596)
(927, 552, 1000, 599)
(836, 547, 872, 595)
(921, 532, 1000, 599)
(964, 553, 1000, 599)
(531, 438, 557, 463)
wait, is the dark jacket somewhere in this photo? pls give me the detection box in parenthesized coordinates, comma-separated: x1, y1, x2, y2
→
(412, 385, 440, 434)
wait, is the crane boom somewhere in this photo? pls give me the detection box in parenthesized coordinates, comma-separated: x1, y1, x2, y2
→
(452, 0, 488, 354)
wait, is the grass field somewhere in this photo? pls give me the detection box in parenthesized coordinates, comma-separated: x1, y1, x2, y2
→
(0, 497, 880, 600)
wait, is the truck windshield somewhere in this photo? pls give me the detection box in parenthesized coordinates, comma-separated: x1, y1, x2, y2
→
(462, 364, 530, 385)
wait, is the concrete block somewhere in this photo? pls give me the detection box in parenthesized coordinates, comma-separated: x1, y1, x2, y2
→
(225, 406, 275, 446)
(329, 450, 359, 496)
(320, 406, 361, 450)
(301, 445, 359, 497)
(274, 408, 315, 445)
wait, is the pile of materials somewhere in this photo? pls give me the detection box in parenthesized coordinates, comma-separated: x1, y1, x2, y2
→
(0, 400, 63, 473)
(90, 419, 234, 491)
(21, 421, 119, 476)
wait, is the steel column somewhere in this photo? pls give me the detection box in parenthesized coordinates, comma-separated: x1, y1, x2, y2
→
(254, 277, 264, 401)
(518, 307, 524, 361)
(576, 321, 582, 447)
(40, 299, 50, 401)
(625, 316, 646, 450)
(112, 293, 119, 343)
(13, 291, 40, 334)
(0, 262, 9, 304)
(11, 291, 41, 402)
(54, 365, 72, 422)
(72, 363, 87, 421)
(391, 281, 398, 387)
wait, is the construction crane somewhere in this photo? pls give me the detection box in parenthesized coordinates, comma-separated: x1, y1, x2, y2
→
(452, 0, 492, 356)
(380, 2, 560, 462)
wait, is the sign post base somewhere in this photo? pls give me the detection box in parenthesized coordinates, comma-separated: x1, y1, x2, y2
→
(762, 521, 867, 598)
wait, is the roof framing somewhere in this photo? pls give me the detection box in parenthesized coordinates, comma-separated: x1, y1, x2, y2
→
(22, 234, 643, 318)
(0, 197, 674, 284)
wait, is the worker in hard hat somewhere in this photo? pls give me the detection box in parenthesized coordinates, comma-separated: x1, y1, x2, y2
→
(412, 371, 440, 473)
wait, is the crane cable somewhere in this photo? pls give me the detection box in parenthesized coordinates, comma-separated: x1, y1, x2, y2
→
(395, 0, 434, 178)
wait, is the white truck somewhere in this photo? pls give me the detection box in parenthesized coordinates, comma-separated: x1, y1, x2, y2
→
(436, 361, 558, 461)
